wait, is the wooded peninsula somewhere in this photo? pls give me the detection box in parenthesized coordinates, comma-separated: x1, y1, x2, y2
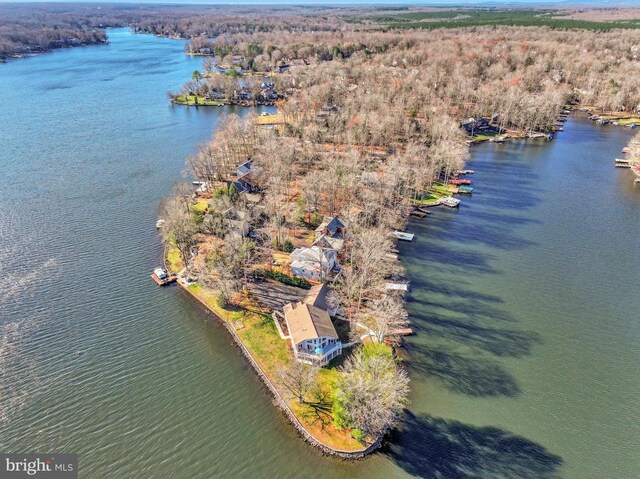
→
(146, 5, 640, 454)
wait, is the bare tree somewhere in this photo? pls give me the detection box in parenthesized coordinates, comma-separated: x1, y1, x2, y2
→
(160, 195, 198, 272)
(172, 182, 195, 213)
(336, 346, 409, 438)
(277, 361, 319, 404)
(202, 56, 216, 73)
(357, 294, 409, 344)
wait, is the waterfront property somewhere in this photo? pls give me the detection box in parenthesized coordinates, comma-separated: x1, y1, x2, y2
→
(290, 246, 337, 281)
(282, 284, 342, 365)
(315, 215, 347, 239)
(232, 160, 260, 192)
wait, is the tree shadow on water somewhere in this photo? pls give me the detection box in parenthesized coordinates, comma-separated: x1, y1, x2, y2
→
(411, 312, 541, 359)
(407, 345, 520, 398)
(384, 411, 564, 479)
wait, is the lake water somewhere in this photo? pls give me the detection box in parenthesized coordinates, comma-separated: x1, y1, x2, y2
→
(1, 29, 638, 479)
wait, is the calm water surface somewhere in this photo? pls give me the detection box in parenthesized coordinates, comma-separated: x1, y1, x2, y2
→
(1, 29, 638, 479)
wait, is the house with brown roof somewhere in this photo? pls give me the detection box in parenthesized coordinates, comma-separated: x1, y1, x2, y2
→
(282, 284, 342, 365)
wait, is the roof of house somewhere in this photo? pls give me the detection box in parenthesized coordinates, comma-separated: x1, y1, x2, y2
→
(236, 160, 254, 178)
(283, 301, 337, 345)
(315, 215, 347, 234)
(291, 246, 334, 265)
(312, 234, 344, 251)
(290, 260, 321, 273)
(304, 284, 330, 311)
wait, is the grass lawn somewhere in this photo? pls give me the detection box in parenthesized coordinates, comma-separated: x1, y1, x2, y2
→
(256, 112, 286, 125)
(184, 281, 365, 452)
(166, 245, 183, 273)
(173, 94, 228, 106)
(192, 198, 209, 212)
(272, 251, 291, 266)
(411, 182, 456, 205)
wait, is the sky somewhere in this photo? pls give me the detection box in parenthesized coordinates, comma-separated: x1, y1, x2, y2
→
(0, 0, 637, 5)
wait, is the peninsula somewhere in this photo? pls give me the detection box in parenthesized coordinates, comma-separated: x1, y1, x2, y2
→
(155, 11, 640, 454)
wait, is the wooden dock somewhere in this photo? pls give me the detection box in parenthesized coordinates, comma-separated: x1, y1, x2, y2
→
(151, 273, 177, 286)
(392, 231, 415, 241)
(615, 158, 631, 168)
(389, 328, 414, 336)
(385, 282, 410, 292)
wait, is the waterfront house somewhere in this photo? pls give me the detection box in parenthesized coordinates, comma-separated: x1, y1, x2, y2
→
(234, 160, 260, 192)
(314, 215, 347, 239)
(290, 246, 336, 281)
(312, 234, 344, 252)
(283, 285, 342, 365)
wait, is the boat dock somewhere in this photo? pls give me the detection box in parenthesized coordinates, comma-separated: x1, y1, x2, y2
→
(392, 231, 415, 241)
(385, 282, 410, 292)
(389, 328, 414, 336)
(615, 158, 632, 168)
(440, 197, 461, 208)
(151, 272, 177, 286)
(449, 178, 472, 185)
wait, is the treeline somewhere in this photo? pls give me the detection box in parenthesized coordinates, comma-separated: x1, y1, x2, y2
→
(214, 26, 640, 130)
(0, 3, 114, 60)
(360, 8, 640, 31)
(0, 3, 353, 62)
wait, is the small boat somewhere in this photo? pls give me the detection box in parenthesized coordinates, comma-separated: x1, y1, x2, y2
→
(458, 169, 475, 175)
(151, 268, 177, 286)
(392, 231, 415, 242)
(156, 219, 166, 229)
(440, 197, 461, 208)
(459, 185, 474, 194)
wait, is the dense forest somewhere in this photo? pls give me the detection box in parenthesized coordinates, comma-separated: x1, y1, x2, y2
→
(2, 3, 640, 61)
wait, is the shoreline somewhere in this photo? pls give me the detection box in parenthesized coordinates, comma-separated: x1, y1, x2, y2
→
(162, 108, 634, 458)
(176, 278, 384, 458)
